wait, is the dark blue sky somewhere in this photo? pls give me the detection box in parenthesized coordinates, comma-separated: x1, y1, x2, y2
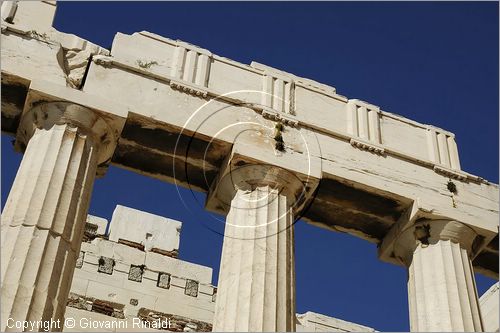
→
(1, 2, 498, 331)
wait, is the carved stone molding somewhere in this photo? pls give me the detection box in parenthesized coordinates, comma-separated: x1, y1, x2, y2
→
(433, 165, 468, 181)
(350, 138, 385, 155)
(169, 80, 208, 98)
(261, 107, 298, 127)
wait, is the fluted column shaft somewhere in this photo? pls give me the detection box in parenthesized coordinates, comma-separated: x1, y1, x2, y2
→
(213, 186, 295, 332)
(408, 240, 483, 331)
(1, 102, 114, 331)
(394, 219, 484, 332)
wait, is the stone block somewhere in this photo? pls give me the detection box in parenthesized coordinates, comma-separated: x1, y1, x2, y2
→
(153, 295, 215, 324)
(110, 32, 176, 79)
(296, 311, 376, 332)
(79, 241, 96, 253)
(1, 1, 56, 31)
(75, 251, 85, 269)
(85, 268, 125, 290)
(69, 277, 89, 297)
(144, 252, 213, 284)
(198, 284, 213, 295)
(112, 242, 146, 266)
(108, 205, 181, 252)
(81, 252, 99, 266)
(196, 292, 212, 302)
(85, 281, 122, 304)
(142, 270, 158, 282)
(90, 238, 115, 258)
(113, 261, 130, 275)
(170, 276, 187, 289)
(87, 215, 108, 235)
(122, 277, 158, 298)
(84, 280, 158, 315)
(480, 282, 499, 332)
(1, 32, 67, 88)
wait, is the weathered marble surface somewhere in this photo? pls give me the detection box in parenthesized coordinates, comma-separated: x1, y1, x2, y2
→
(212, 187, 296, 331)
(108, 205, 181, 253)
(208, 160, 305, 332)
(296, 311, 376, 332)
(1, 103, 108, 331)
(479, 282, 499, 332)
(390, 219, 483, 332)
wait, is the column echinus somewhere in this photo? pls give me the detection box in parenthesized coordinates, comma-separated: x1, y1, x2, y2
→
(208, 161, 311, 332)
(393, 219, 484, 332)
(1, 102, 119, 331)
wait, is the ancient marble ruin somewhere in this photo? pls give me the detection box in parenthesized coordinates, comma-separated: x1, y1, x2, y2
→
(65, 206, 218, 332)
(64, 205, 377, 332)
(1, 1, 499, 332)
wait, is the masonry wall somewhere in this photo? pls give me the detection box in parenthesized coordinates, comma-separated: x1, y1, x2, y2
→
(64, 209, 216, 332)
(63, 207, 379, 332)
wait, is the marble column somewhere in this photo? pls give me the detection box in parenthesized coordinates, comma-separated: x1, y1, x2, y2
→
(394, 219, 484, 332)
(211, 164, 305, 332)
(1, 102, 114, 331)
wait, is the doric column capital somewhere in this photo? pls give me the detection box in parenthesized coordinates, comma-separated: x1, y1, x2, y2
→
(217, 163, 305, 201)
(206, 156, 316, 218)
(15, 101, 119, 174)
(393, 219, 480, 266)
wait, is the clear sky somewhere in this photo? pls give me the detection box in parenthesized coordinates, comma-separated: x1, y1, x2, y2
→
(1, 2, 498, 331)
